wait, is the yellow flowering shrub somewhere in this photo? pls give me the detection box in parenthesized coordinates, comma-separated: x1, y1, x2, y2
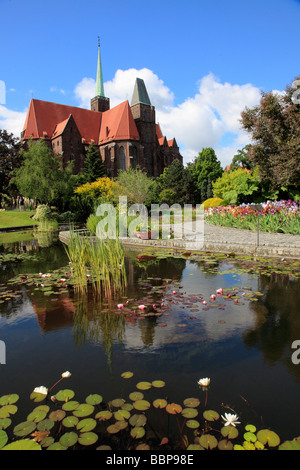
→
(202, 198, 224, 209)
(75, 177, 122, 204)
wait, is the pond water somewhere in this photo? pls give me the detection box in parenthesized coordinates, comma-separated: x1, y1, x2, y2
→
(0, 232, 300, 448)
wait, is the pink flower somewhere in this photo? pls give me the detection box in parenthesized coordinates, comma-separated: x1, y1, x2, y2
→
(202, 301, 207, 305)
(211, 294, 216, 300)
(138, 305, 146, 310)
(117, 304, 123, 309)
(216, 288, 223, 295)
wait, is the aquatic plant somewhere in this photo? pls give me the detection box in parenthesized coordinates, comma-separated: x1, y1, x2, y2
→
(0, 370, 297, 451)
(64, 231, 127, 298)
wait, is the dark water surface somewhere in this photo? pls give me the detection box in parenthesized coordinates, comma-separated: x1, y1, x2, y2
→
(0, 235, 300, 444)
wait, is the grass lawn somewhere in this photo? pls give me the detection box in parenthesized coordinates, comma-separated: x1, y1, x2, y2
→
(0, 210, 38, 229)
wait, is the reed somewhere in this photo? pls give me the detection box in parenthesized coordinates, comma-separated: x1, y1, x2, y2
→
(64, 230, 127, 299)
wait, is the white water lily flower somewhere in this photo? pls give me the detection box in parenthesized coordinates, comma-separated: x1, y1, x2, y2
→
(33, 386, 48, 395)
(62, 371, 71, 378)
(198, 377, 210, 387)
(221, 413, 241, 427)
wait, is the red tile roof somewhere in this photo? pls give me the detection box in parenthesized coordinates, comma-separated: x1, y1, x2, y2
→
(22, 99, 102, 144)
(99, 101, 139, 143)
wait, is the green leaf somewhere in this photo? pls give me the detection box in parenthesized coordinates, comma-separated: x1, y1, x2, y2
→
(62, 400, 80, 411)
(257, 429, 280, 447)
(153, 398, 167, 409)
(27, 405, 50, 423)
(55, 389, 75, 402)
(244, 431, 257, 443)
(85, 394, 102, 405)
(73, 404, 94, 418)
(183, 397, 200, 408)
(47, 442, 67, 450)
(78, 432, 98, 446)
(62, 416, 79, 428)
(37, 419, 55, 432)
(0, 405, 18, 418)
(76, 418, 97, 433)
(0, 394, 19, 406)
(203, 409, 220, 422)
(130, 426, 145, 439)
(136, 381, 152, 390)
(186, 419, 200, 429)
(166, 403, 182, 415)
(133, 400, 151, 411)
(129, 414, 147, 427)
(199, 434, 218, 450)
(59, 432, 78, 448)
(49, 409, 66, 422)
(151, 380, 165, 388)
(114, 409, 131, 421)
(95, 410, 112, 421)
(121, 371, 134, 379)
(13, 420, 36, 437)
(0, 418, 11, 430)
(111, 398, 125, 408)
(0, 430, 8, 449)
(1, 439, 42, 450)
(181, 408, 198, 419)
(279, 437, 300, 450)
(221, 425, 239, 439)
(218, 439, 233, 450)
(129, 391, 144, 402)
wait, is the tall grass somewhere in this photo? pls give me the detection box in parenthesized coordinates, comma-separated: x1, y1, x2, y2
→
(64, 230, 127, 299)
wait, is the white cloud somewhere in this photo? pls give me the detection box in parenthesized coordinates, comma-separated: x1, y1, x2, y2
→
(1, 69, 263, 167)
(0, 105, 27, 137)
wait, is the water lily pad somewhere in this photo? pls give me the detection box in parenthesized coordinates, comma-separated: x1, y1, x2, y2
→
(27, 405, 50, 423)
(244, 431, 257, 443)
(136, 443, 150, 450)
(47, 442, 67, 450)
(199, 434, 218, 450)
(183, 398, 200, 408)
(136, 381, 152, 390)
(78, 431, 98, 446)
(111, 398, 125, 408)
(151, 380, 165, 388)
(221, 425, 239, 439)
(186, 419, 200, 429)
(49, 409, 66, 422)
(121, 371, 134, 379)
(153, 398, 168, 409)
(181, 408, 198, 419)
(0, 430, 8, 449)
(73, 404, 94, 418)
(0, 418, 11, 430)
(56, 389, 75, 402)
(257, 429, 280, 447)
(85, 394, 103, 405)
(129, 391, 144, 402)
(130, 426, 145, 439)
(129, 414, 147, 427)
(62, 416, 79, 428)
(166, 403, 182, 415)
(218, 439, 233, 450)
(107, 423, 121, 434)
(30, 391, 47, 403)
(0, 394, 19, 406)
(133, 399, 151, 411)
(95, 410, 113, 421)
(37, 419, 55, 432)
(1, 439, 41, 450)
(62, 400, 80, 411)
(0, 405, 18, 418)
(203, 409, 220, 422)
(13, 420, 36, 437)
(59, 431, 78, 448)
(97, 445, 112, 450)
(114, 409, 131, 421)
(76, 418, 97, 432)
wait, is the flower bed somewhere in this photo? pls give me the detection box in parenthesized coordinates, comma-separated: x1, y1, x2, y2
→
(205, 200, 300, 235)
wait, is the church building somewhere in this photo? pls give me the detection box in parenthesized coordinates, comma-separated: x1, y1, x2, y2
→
(21, 43, 182, 177)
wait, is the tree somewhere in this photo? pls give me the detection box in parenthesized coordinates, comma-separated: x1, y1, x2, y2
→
(240, 76, 300, 192)
(116, 167, 157, 206)
(230, 144, 254, 171)
(83, 142, 106, 182)
(0, 129, 22, 200)
(212, 167, 261, 204)
(11, 139, 76, 209)
(189, 147, 223, 202)
(157, 159, 196, 205)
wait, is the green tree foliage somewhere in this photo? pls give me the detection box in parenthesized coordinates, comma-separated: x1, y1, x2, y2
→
(116, 166, 157, 206)
(157, 159, 196, 205)
(83, 142, 106, 183)
(189, 148, 223, 202)
(212, 167, 261, 204)
(240, 76, 300, 191)
(230, 144, 254, 171)
(11, 139, 78, 211)
(0, 129, 22, 199)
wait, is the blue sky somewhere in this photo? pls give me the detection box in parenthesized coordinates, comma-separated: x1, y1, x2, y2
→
(1, 0, 299, 166)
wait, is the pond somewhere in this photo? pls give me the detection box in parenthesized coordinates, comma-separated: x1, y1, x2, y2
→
(0, 231, 300, 450)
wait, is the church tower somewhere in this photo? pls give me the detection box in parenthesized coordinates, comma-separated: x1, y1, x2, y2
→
(130, 78, 158, 176)
(90, 39, 110, 112)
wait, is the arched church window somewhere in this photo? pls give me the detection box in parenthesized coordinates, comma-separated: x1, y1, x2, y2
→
(119, 146, 126, 171)
(130, 146, 137, 169)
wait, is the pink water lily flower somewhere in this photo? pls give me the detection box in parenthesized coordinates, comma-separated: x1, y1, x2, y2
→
(138, 305, 146, 310)
(202, 301, 207, 305)
(216, 288, 223, 294)
(117, 304, 123, 309)
(211, 294, 216, 300)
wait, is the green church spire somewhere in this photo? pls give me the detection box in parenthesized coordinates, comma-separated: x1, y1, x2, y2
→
(95, 38, 105, 98)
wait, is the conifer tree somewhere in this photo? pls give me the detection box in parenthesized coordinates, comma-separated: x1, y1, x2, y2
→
(83, 142, 106, 182)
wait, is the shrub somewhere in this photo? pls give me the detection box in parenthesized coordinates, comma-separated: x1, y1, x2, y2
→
(159, 189, 177, 205)
(32, 204, 54, 221)
(202, 198, 224, 209)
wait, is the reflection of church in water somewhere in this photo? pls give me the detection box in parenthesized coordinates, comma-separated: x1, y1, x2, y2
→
(21, 42, 182, 178)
